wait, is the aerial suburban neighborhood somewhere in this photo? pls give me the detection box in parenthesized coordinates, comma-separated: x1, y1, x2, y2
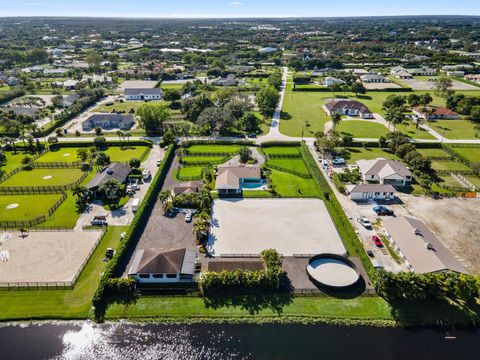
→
(1, 3, 480, 358)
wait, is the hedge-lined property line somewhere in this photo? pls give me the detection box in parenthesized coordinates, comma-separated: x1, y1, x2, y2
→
(299, 142, 375, 278)
(49, 139, 154, 149)
(265, 163, 312, 179)
(181, 139, 254, 147)
(442, 144, 480, 173)
(0, 191, 67, 228)
(180, 155, 230, 166)
(92, 144, 175, 312)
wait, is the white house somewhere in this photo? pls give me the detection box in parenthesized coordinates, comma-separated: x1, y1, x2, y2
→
(81, 113, 135, 131)
(211, 74, 238, 86)
(356, 158, 412, 187)
(323, 76, 345, 87)
(128, 248, 197, 283)
(63, 79, 79, 90)
(215, 164, 262, 196)
(346, 184, 396, 201)
(360, 74, 390, 83)
(124, 88, 162, 101)
(324, 99, 374, 119)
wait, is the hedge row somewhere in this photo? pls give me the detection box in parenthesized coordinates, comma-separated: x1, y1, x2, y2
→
(260, 141, 301, 148)
(0, 88, 25, 104)
(50, 140, 153, 149)
(92, 144, 175, 308)
(332, 173, 346, 194)
(181, 139, 255, 147)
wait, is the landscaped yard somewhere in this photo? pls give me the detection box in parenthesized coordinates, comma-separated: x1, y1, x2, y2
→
(343, 147, 399, 164)
(181, 155, 226, 165)
(0, 194, 63, 221)
(429, 120, 479, 140)
(93, 100, 157, 113)
(176, 166, 204, 180)
(36, 148, 82, 163)
(268, 169, 320, 197)
(0, 226, 127, 320)
(437, 175, 464, 188)
(336, 120, 389, 138)
(262, 146, 300, 156)
(430, 160, 471, 172)
(448, 146, 480, 163)
(104, 145, 150, 162)
(398, 122, 436, 140)
(0, 168, 85, 187)
(464, 175, 480, 188)
(1, 150, 42, 174)
(268, 158, 310, 175)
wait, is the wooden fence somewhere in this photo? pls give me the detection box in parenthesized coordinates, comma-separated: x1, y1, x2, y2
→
(0, 171, 88, 194)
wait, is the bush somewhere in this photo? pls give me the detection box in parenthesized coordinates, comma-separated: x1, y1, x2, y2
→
(332, 173, 346, 194)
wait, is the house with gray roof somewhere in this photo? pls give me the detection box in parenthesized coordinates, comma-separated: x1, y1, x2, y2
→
(324, 99, 373, 119)
(82, 113, 135, 131)
(87, 162, 131, 192)
(124, 88, 162, 101)
(356, 158, 412, 187)
(383, 216, 467, 274)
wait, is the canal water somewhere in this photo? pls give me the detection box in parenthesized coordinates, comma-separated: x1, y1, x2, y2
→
(0, 322, 479, 359)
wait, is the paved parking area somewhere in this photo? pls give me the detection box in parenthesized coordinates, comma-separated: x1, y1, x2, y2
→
(208, 198, 346, 256)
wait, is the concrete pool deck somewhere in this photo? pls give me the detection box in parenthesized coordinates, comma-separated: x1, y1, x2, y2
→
(208, 198, 346, 256)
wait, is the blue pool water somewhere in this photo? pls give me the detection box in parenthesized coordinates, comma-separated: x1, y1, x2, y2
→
(241, 179, 266, 189)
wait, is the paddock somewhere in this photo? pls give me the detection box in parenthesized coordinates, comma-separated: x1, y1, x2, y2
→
(208, 198, 346, 257)
(0, 230, 102, 285)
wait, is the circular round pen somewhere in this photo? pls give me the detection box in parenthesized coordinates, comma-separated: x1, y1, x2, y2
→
(307, 254, 360, 288)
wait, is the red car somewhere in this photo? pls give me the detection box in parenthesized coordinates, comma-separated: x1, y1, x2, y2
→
(372, 235, 383, 247)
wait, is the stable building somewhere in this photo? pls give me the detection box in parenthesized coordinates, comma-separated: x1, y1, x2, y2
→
(82, 113, 135, 131)
(324, 99, 374, 119)
(382, 216, 467, 274)
(356, 158, 412, 187)
(346, 184, 396, 201)
(124, 88, 162, 101)
(128, 248, 197, 283)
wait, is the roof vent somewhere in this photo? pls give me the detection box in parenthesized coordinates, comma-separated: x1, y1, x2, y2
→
(425, 242, 435, 251)
(414, 228, 422, 236)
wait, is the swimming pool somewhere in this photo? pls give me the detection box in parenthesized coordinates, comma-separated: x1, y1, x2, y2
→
(241, 179, 266, 189)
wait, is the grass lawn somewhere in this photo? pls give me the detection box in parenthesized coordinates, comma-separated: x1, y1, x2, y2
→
(465, 175, 480, 188)
(36, 147, 82, 163)
(0, 194, 63, 221)
(104, 146, 150, 162)
(336, 120, 389, 138)
(93, 100, 159, 113)
(262, 146, 301, 156)
(344, 147, 399, 164)
(279, 86, 480, 138)
(430, 160, 471, 172)
(269, 169, 320, 197)
(429, 120, 480, 140)
(438, 175, 464, 188)
(416, 148, 451, 157)
(0, 168, 84, 187)
(105, 295, 392, 321)
(449, 147, 480, 163)
(268, 158, 310, 175)
(398, 122, 436, 140)
(181, 156, 226, 165)
(0, 150, 43, 174)
(187, 144, 243, 154)
(0, 226, 127, 320)
(176, 166, 204, 180)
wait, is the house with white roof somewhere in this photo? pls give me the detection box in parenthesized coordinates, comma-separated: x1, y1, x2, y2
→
(323, 76, 345, 87)
(356, 158, 412, 187)
(124, 88, 162, 101)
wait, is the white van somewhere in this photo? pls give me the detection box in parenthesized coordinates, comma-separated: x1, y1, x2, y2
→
(132, 198, 140, 212)
(142, 169, 151, 180)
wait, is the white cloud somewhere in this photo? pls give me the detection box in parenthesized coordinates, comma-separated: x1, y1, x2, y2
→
(229, 1, 244, 6)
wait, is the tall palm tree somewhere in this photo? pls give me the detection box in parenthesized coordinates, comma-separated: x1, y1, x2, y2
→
(331, 112, 342, 129)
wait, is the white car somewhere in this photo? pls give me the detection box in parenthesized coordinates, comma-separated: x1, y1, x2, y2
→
(156, 159, 162, 166)
(185, 211, 193, 222)
(332, 158, 345, 165)
(357, 216, 372, 229)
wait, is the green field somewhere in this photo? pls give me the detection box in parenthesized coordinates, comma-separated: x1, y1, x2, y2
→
(465, 175, 480, 188)
(336, 120, 389, 138)
(0, 194, 63, 221)
(416, 148, 451, 157)
(268, 169, 320, 197)
(398, 122, 436, 140)
(176, 166, 204, 179)
(262, 146, 301, 156)
(0, 226, 126, 320)
(430, 160, 471, 172)
(344, 147, 399, 164)
(438, 175, 464, 188)
(36, 145, 149, 163)
(449, 147, 480, 163)
(104, 146, 150, 162)
(429, 120, 480, 140)
(1, 150, 42, 174)
(93, 100, 157, 113)
(268, 158, 310, 175)
(187, 144, 243, 154)
(181, 156, 226, 165)
(36, 148, 82, 163)
(0, 168, 84, 187)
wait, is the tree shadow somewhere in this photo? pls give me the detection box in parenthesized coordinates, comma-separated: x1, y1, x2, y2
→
(94, 292, 138, 322)
(388, 299, 480, 327)
(203, 291, 294, 316)
(318, 277, 367, 299)
(280, 111, 292, 120)
(356, 95, 373, 100)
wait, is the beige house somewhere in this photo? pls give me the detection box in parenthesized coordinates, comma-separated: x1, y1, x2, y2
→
(215, 164, 261, 196)
(356, 158, 412, 187)
(383, 216, 467, 274)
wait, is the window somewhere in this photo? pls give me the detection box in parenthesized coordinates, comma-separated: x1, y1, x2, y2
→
(375, 192, 380, 195)
(166, 274, 177, 279)
(139, 274, 150, 279)
(152, 274, 163, 279)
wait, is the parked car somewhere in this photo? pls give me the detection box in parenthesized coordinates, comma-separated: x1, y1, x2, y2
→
(247, 133, 257, 138)
(91, 215, 108, 226)
(156, 159, 162, 166)
(142, 169, 151, 180)
(332, 158, 345, 165)
(366, 250, 374, 258)
(357, 216, 372, 229)
(373, 205, 394, 216)
(371, 235, 383, 247)
(185, 211, 193, 222)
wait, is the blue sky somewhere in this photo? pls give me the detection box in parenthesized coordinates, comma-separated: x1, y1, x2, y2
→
(1, 0, 479, 18)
